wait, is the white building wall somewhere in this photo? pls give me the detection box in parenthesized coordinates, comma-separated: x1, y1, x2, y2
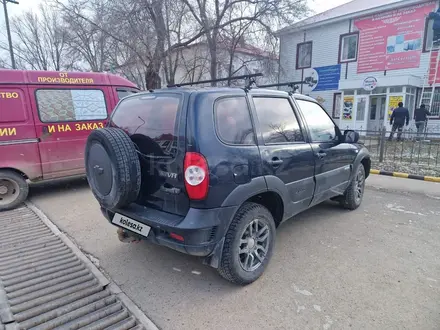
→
(279, 20, 350, 114)
(279, 2, 440, 133)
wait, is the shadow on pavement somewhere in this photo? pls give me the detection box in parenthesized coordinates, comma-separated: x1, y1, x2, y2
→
(29, 176, 90, 198)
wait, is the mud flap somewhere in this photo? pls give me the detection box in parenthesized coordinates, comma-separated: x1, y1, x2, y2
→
(203, 238, 225, 269)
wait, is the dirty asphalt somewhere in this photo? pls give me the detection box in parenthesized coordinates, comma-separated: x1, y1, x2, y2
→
(28, 176, 440, 330)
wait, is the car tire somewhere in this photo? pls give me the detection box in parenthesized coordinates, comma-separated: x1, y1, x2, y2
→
(218, 202, 276, 285)
(340, 164, 365, 210)
(0, 170, 29, 211)
(85, 128, 141, 209)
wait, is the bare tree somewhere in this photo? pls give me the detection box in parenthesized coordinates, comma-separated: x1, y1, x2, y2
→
(3, 3, 70, 71)
(181, 0, 308, 85)
(62, 0, 114, 72)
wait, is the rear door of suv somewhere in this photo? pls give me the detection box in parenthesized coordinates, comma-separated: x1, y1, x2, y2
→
(109, 92, 189, 216)
(249, 92, 315, 216)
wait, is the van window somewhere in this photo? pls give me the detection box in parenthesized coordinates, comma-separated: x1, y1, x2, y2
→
(110, 94, 181, 158)
(214, 97, 255, 145)
(0, 89, 27, 123)
(36, 89, 107, 122)
(117, 89, 138, 100)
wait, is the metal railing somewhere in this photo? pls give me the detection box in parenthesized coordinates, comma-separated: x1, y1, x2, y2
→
(357, 127, 440, 172)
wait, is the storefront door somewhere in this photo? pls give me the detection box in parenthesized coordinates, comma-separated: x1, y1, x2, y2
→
(368, 96, 386, 132)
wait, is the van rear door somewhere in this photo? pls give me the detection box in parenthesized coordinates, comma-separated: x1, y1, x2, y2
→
(109, 92, 189, 216)
(29, 86, 111, 179)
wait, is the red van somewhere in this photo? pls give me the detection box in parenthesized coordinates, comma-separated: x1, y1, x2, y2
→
(0, 69, 139, 210)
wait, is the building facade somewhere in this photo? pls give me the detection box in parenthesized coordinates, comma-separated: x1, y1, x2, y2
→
(278, 0, 440, 133)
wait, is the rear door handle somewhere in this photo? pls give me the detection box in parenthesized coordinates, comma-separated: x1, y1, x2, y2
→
(316, 151, 327, 159)
(269, 157, 283, 167)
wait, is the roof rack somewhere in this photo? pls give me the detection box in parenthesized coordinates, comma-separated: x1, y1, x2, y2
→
(257, 81, 307, 94)
(167, 73, 263, 88)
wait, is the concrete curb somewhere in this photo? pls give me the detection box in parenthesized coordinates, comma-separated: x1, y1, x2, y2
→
(24, 201, 159, 330)
(370, 169, 440, 183)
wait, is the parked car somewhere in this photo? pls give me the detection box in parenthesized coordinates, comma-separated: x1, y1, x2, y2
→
(0, 69, 138, 210)
(85, 78, 371, 285)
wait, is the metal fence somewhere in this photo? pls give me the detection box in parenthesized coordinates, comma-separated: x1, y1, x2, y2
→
(358, 128, 440, 171)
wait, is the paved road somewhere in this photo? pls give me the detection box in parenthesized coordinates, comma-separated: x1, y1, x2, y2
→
(29, 176, 440, 330)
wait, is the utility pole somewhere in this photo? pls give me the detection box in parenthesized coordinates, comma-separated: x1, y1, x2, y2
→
(2, 0, 19, 69)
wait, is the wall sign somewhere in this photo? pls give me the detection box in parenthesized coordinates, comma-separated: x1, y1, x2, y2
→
(362, 77, 378, 91)
(354, 1, 436, 73)
(303, 65, 341, 93)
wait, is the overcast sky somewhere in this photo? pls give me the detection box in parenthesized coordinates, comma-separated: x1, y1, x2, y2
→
(2, 0, 353, 19)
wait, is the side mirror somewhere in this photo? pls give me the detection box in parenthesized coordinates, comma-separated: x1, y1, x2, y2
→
(344, 130, 360, 143)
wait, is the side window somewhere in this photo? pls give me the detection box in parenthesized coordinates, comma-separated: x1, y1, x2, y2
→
(117, 89, 138, 100)
(36, 89, 107, 122)
(253, 97, 304, 144)
(214, 97, 255, 145)
(0, 89, 26, 123)
(296, 99, 338, 142)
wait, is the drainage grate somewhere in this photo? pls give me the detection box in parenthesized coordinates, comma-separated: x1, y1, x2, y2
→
(0, 207, 146, 330)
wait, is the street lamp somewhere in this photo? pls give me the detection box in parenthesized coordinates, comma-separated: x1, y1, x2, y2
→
(1, 0, 19, 69)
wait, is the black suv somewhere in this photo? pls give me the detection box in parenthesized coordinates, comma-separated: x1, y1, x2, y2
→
(85, 77, 371, 285)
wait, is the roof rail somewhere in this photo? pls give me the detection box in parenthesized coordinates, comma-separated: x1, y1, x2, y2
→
(257, 81, 307, 93)
(167, 73, 263, 88)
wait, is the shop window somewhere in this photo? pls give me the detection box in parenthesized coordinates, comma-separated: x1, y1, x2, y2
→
(420, 88, 440, 116)
(371, 87, 387, 94)
(389, 87, 403, 93)
(333, 93, 341, 119)
(424, 18, 439, 51)
(344, 90, 355, 96)
(296, 41, 312, 69)
(339, 32, 358, 63)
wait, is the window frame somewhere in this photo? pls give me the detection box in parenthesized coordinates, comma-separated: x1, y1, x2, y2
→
(332, 93, 342, 119)
(35, 88, 108, 124)
(296, 41, 313, 70)
(294, 98, 340, 143)
(213, 95, 257, 146)
(419, 87, 440, 119)
(423, 17, 439, 52)
(338, 32, 359, 63)
(252, 95, 306, 145)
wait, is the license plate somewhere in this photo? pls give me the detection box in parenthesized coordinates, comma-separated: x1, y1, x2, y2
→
(112, 213, 151, 238)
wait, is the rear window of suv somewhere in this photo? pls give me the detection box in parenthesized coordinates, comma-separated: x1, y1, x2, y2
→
(214, 97, 255, 145)
(110, 94, 181, 158)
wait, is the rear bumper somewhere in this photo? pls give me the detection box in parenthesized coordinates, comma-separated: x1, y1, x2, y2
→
(101, 203, 237, 257)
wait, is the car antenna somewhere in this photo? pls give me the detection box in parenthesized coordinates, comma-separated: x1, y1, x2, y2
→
(257, 81, 308, 95)
(167, 73, 263, 88)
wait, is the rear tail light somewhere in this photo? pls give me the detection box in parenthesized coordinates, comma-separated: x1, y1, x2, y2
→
(184, 152, 209, 200)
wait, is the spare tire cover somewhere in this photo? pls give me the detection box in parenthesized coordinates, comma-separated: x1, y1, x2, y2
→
(85, 128, 141, 209)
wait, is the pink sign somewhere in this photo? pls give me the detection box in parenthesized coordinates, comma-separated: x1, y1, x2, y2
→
(355, 1, 436, 73)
